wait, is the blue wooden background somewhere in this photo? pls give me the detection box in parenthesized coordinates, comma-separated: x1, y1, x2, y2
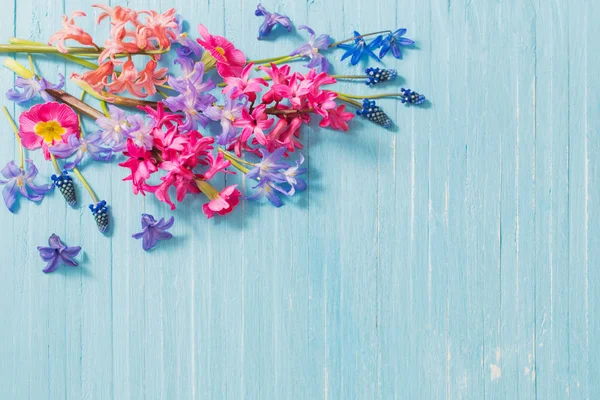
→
(1, 0, 599, 398)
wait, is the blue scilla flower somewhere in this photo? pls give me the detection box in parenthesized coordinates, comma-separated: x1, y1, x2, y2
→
(356, 99, 393, 129)
(365, 67, 397, 86)
(400, 88, 426, 105)
(379, 29, 414, 59)
(338, 31, 383, 65)
(90, 200, 109, 233)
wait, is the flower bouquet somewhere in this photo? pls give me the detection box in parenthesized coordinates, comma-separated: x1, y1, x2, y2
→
(0, 3, 426, 262)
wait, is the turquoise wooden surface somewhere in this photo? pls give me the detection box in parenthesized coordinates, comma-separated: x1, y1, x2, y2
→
(0, 0, 598, 398)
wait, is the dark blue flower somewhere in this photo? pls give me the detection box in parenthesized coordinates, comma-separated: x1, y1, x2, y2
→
(379, 28, 414, 59)
(132, 214, 175, 251)
(90, 200, 109, 233)
(400, 88, 426, 105)
(338, 31, 383, 65)
(365, 67, 397, 86)
(51, 171, 77, 206)
(255, 3, 293, 40)
(356, 99, 393, 129)
(37, 233, 81, 274)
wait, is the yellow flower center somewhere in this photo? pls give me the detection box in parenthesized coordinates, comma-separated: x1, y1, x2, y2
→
(214, 46, 227, 62)
(16, 176, 24, 187)
(34, 120, 65, 143)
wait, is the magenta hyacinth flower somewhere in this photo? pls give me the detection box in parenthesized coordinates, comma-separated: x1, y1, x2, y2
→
(132, 214, 175, 251)
(0, 159, 53, 212)
(37, 233, 81, 273)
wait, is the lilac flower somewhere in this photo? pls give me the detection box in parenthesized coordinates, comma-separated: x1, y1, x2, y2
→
(246, 179, 284, 207)
(96, 105, 129, 148)
(122, 114, 155, 150)
(0, 159, 53, 212)
(203, 95, 246, 145)
(163, 83, 215, 131)
(168, 61, 215, 95)
(37, 233, 81, 274)
(49, 132, 113, 169)
(338, 31, 383, 65)
(290, 26, 331, 72)
(245, 149, 307, 207)
(255, 3, 293, 40)
(173, 15, 203, 60)
(379, 28, 414, 59)
(6, 74, 64, 104)
(132, 213, 175, 251)
(282, 154, 307, 195)
(246, 147, 289, 183)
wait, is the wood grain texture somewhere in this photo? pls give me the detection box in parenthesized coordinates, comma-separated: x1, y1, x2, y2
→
(0, 0, 598, 398)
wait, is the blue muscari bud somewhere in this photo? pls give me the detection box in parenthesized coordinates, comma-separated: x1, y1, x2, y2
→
(365, 67, 397, 86)
(51, 171, 77, 206)
(400, 88, 426, 105)
(89, 200, 109, 233)
(356, 99, 393, 129)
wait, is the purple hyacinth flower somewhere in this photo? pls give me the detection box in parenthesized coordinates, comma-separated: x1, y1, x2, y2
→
(163, 83, 215, 131)
(255, 3, 293, 40)
(0, 159, 53, 212)
(338, 30, 383, 65)
(96, 105, 129, 149)
(379, 28, 414, 60)
(246, 147, 289, 183)
(290, 25, 331, 72)
(203, 95, 246, 145)
(49, 132, 113, 170)
(122, 114, 155, 150)
(37, 233, 81, 274)
(282, 154, 307, 196)
(246, 179, 284, 208)
(132, 213, 175, 251)
(173, 15, 203, 59)
(168, 61, 215, 96)
(6, 74, 65, 104)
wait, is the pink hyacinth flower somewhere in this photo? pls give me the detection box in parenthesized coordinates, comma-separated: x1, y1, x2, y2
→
(222, 63, 268, 103)
(232, 104, 275, 146)
(202, 185, 242, 219)
(105, 60, 147, 97)
(48, 11, 97, 54)
(319, 104, 355, 131)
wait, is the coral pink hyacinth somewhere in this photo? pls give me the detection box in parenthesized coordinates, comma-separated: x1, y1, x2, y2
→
(48, 11, 98, 53)
(196, 24, 246, 78)
(18, 102, 80, 160)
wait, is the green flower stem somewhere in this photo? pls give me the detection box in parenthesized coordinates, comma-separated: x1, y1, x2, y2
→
(335, 94, 363, 108)
(218, 148, 252, 173)
(72, 167, 100, 204)
(329, 30, 392, 47)
(0, 41, 168, 56)
(247, 55, 294, 65)
(195, 179, 220, 200)
(253, 55, 300, 70)
(50, 154, 62, 175)
(335, 91, 405, 100)
(100, 100, 111, 118)
(332, 75, 368, 79)
(2, 106, 24, 169)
